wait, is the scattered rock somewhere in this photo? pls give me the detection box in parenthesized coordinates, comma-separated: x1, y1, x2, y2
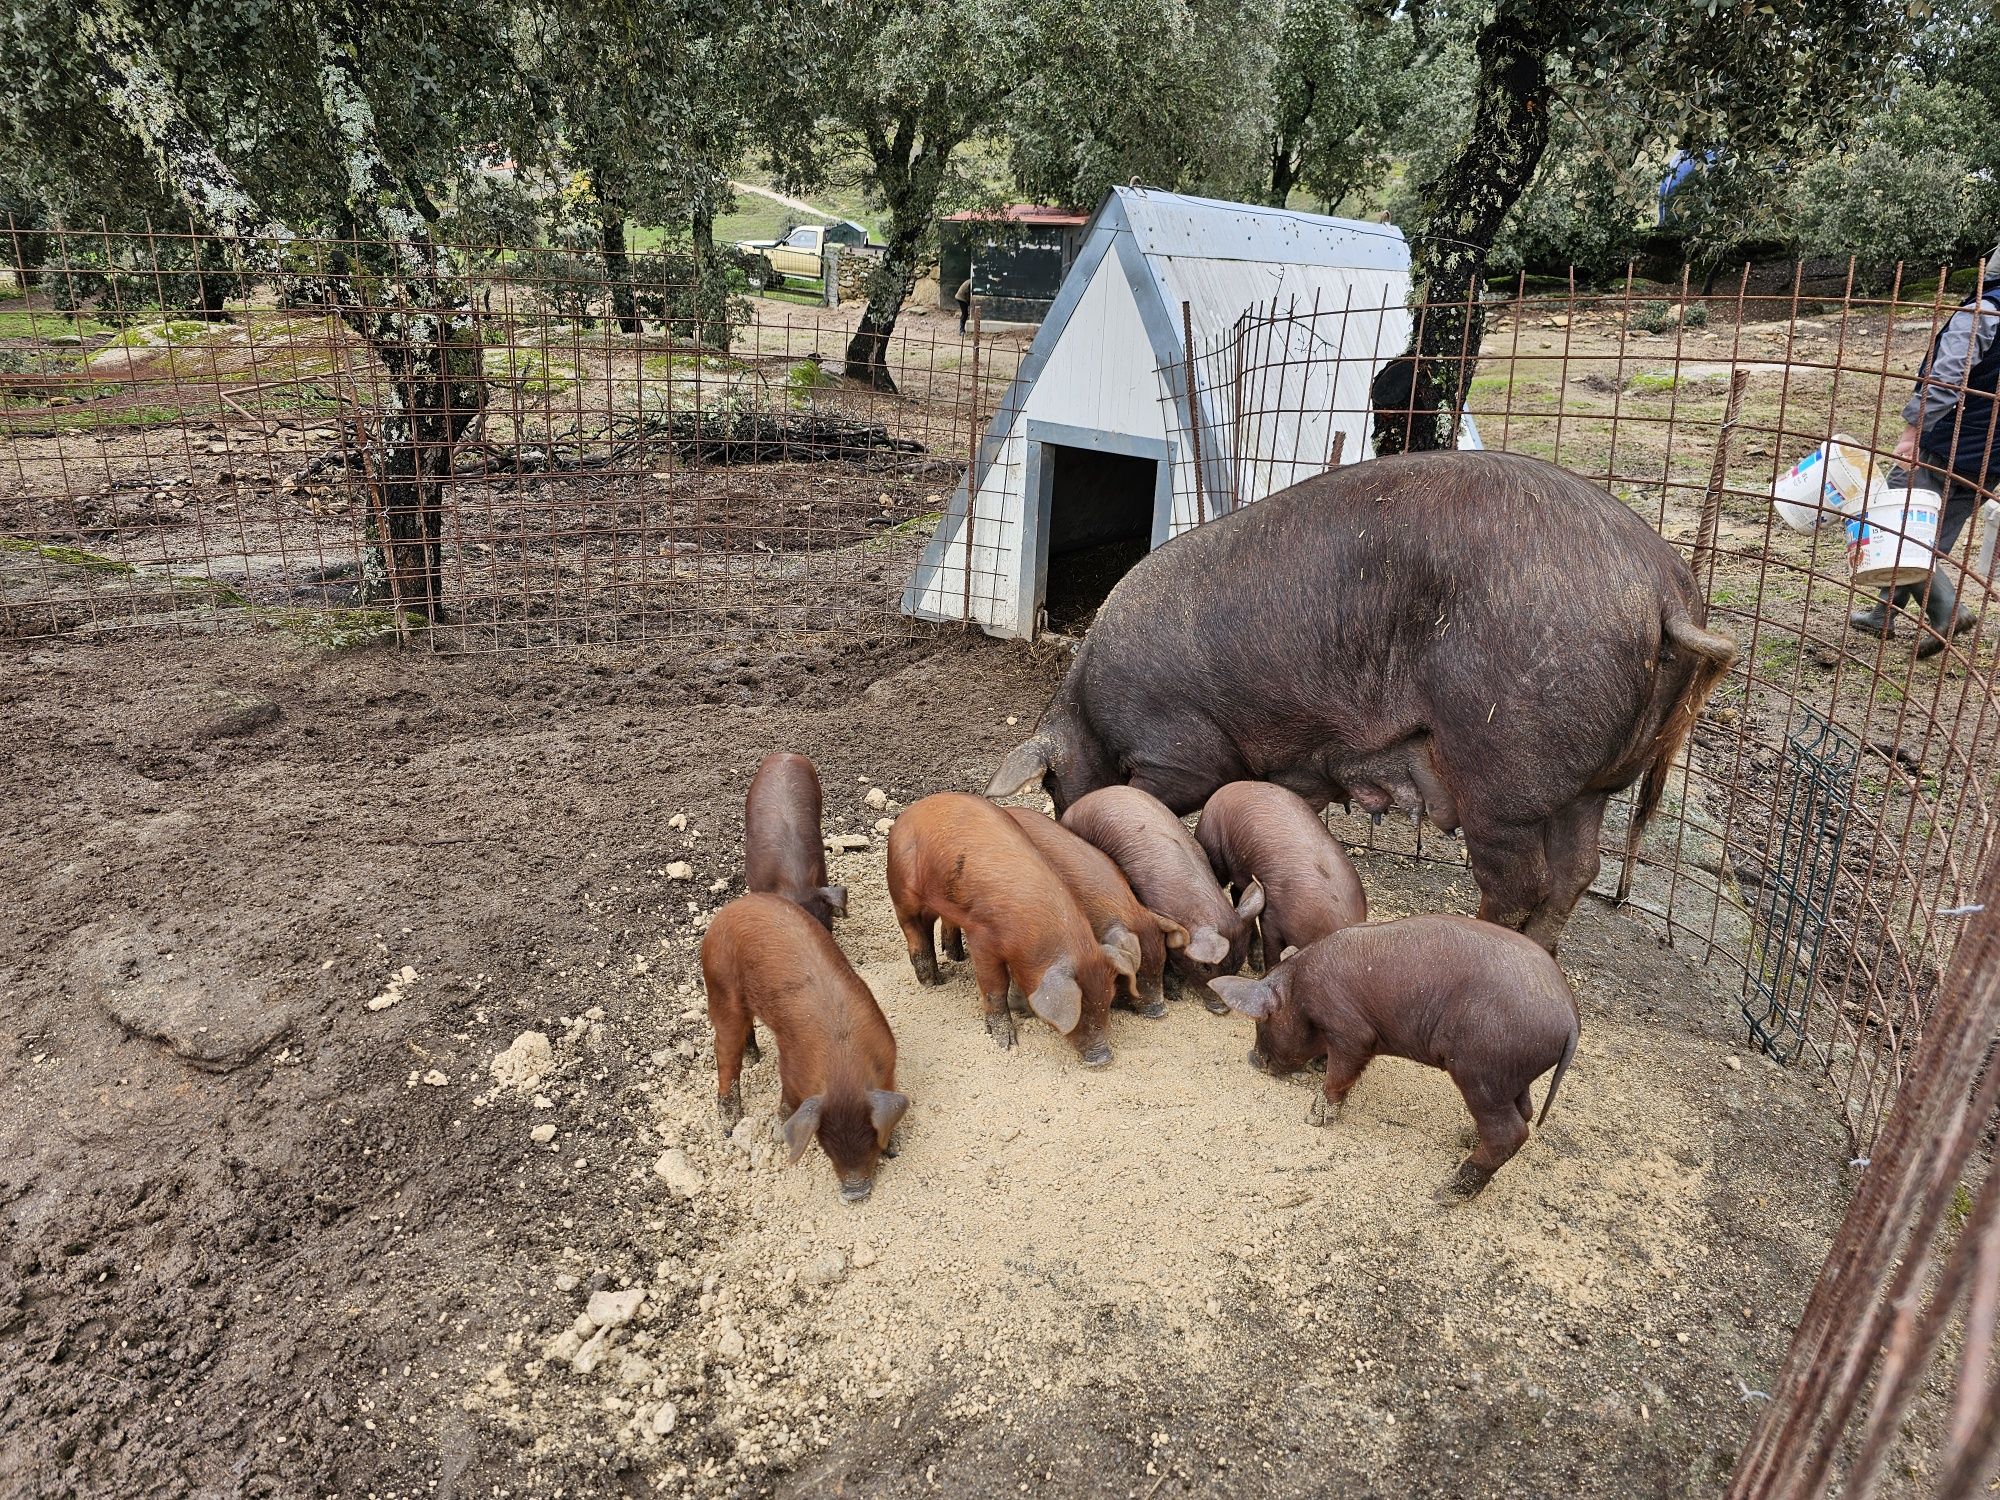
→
(654, 1148, 705, 1197)
(804, 1250, 847, 1288)
(873, 818, 895, 836)
(665, 861, 694, 881)
(532, 1094, 554, 1110)
(865, 787, 889, 810)
(422, 1069, 450, 1087)
(852, 1243, 878, 1269)
(531, 1123, 557, 1144)
(668, 813, 688, 831)
(715, 1322, 746, 1362)
(554, 1273, 580, 1293)
(587, 1288, 646, 1328)
(650, 1401, 679, 1436)
(541, 1327, 585, 1363)
(1725, 1055, 1743, 1071)
(491, 1031, 554, 1092)
(188, 689, 281, 744)
(824, 833, 870, 853)
(83, 928, 294, 1073)
(571, 1325, 613, 1375)
(367, 964, 419, 1011)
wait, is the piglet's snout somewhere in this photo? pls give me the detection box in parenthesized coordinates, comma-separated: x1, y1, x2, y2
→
(1247, 1047, 1270, 1073)
(838, 1177, 874, 1205)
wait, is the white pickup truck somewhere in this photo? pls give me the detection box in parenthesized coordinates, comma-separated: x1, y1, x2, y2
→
(739, 220, 871, 280)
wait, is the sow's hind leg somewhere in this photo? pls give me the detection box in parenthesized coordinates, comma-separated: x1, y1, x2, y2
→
(1461, 815, 1552, 941)
(1523, 794, 1610, 955)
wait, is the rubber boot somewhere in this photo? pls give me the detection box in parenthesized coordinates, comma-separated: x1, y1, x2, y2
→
(1848, 588, 1898, 637)
(1915, 568, 1980, 659)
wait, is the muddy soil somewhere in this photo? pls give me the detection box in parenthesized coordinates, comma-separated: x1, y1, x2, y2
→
(1, 623, 1869, 1499)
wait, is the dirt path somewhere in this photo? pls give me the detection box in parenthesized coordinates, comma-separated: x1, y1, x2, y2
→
(0, 624, 1863, 1498)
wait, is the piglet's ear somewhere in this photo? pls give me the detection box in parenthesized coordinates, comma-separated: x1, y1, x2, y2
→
(1102, 926, 1141, 980)
(1153, 912, 1192, 951)
(1027, 969, 1083, 1033)
(1210, 975, 1278, 1020)
(867, 1089, 909, 1145)
(781, 1096, 824, 1166)
(819, 885, 849, 919)
(1185, 927, 1230, 965)
(1235, 878, 1266, 923)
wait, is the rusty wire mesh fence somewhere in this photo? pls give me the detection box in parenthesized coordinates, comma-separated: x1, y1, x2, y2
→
(1164, 273, 2000, 1153)
(0, 224, 1018, 648)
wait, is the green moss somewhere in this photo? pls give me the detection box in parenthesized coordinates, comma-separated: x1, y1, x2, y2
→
(0, 308, 118, 338)
(0, 537, 131, 571)
(107, 319, 221, 349)
(785, 358, 838, 393)
(253, 605, 401, 649)
(1626, 370, 1678, 394)
(486, 347, 578, 394)
(1945, 1183, 1974, 1234)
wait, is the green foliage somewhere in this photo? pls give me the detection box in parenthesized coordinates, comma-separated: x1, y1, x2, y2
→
(1266, 0, 1409, 207)
(1490, 142, 1648, 282)
(1633, 300, 1673, 334)
(1789, 141, 1972, 290)
(1681, 301, 1708, 328)
(785, 357, 837, 394)
(45, 233, 249, 323)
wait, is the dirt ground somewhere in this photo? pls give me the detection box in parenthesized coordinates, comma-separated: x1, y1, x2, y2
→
(0, 617, 1876, 1499)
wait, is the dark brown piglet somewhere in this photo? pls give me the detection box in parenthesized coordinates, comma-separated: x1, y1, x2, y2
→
(1197, 781, 1366, 966)
(701, 893, 906, 1204)
(744, 751, 847, 931)
(1212, 914, 1578, 1201)
(1003, 806, 1190, 1018)
(1059, 785, 1262, 1013)
(887, 793, 1135, 1065)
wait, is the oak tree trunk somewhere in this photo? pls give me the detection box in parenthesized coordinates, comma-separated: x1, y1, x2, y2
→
(601, 212, 639, 334)
(1378, 2, 1558, 454)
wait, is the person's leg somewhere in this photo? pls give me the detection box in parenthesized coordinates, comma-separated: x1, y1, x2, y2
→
(1915, 476, 1982, 655)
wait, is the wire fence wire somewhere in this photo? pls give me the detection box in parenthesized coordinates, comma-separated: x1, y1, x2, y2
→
(1165, 272, 2000, 1154)
(0, 222, 1019, 649)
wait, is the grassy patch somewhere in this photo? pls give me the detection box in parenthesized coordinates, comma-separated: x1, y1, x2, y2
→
(1625, 370, 1678, 395)
(1467, 373, 1510, 397)
(785, 358, 838, 394)
(254, 605, 401, 649)
(0, 308, 119, 339)
(485, 347, 578, 395)
(0, 537, 132, 571)
(0, 401, 196, 433)
(108, 319, 223, 349)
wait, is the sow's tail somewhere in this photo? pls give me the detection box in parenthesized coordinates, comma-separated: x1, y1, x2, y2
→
(1537, 1014, 1580, 1128)
(1618, 612, 1737, 899)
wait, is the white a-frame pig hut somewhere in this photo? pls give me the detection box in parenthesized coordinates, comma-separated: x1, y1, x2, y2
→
(900, 186, 1414, 639)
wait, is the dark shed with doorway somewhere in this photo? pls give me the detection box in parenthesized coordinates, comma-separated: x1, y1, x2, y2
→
(937, 205, 1089, 325)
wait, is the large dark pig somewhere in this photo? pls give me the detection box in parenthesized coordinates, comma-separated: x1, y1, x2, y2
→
(1197, 781, 1366, 964)
(744, 751, 846, 930)
(1212, 914, 1578, 1201)
(1059, 785, 1263, 1012)
(886, 793, 1135, 1064)
(987, 450, 1736, 953)
(1003, 805, 1191, 1017)
(702, 893, 906, 1204)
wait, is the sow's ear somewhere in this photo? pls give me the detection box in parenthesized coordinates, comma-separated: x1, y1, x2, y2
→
(1185, 926, 1231, 965)
(1102, 925, 1141, 979)
(987, 736, 1052, 798)
(818, 885, 849, 919)
(1027, 968, 1083, 1033)
(867, 1089, 909, 1145)
(781, 1096, 824, 1166)
(1210, 975, 1279, 1020)
(1153, 912, 1192, 951)
(1235, 878, 1267, 923)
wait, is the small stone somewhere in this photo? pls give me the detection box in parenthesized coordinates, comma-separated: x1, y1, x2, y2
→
(422, 1069, 449, 1087)
(668, 813, 687, 831)
(851, 1243, 878, 1269)
(541, 1328, 585, 1363)
(1005, 716, 1019, 726)
(804, 1250, 847, 1288)
(715, 1323, 745, 1362)
(587, 1288, 646, 1328)
(531, 1123, 557, 1144)
(554, 1273, 580, 1293)
(665, 862, 694, 881)
(571, 1325, 613, 1375)
(653, 1148, 704, 1197)
(874, 818, 894, 836)
(650, 1401, 679, 1436)
(824, 833, 870, 853)
(728, 1117, 758, 1154)
(865, 787, 888, 810)
(491, 1032, 554, 1093)
(1725, 1055, 1743, 1071)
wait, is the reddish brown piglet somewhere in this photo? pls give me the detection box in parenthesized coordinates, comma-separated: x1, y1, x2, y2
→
(1004, 806, 1191, 1018)
(701, 893, 906, 1204)
(744, 751, 847, 930)
(1212, 914, 1578, 1201)
(1059, 785, 1263, 1013)
(887, 793, 1135, 1065)
(1197, 781, 1366, 966)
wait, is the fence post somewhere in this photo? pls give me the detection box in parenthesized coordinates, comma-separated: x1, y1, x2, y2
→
(1182, 300, 1205, 526)
(963, 300, 980, 624)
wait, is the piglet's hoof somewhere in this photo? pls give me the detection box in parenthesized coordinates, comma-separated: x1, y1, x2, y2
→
(1006, 985, 1032, 1016)
(1199, 990, 1231, 1016)
(1139, 1000, 1168, 1020)
(911, 954, 942, 986)
(1306, 1093, 1341, 1128)
(985, 1012, 1018, 1050)
(881, 1137, 901, 1160)
(716, 1088, 744, 1134)
(1078, 1041, 1113, 1069)
(1435, 1161, 1495, 1205)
